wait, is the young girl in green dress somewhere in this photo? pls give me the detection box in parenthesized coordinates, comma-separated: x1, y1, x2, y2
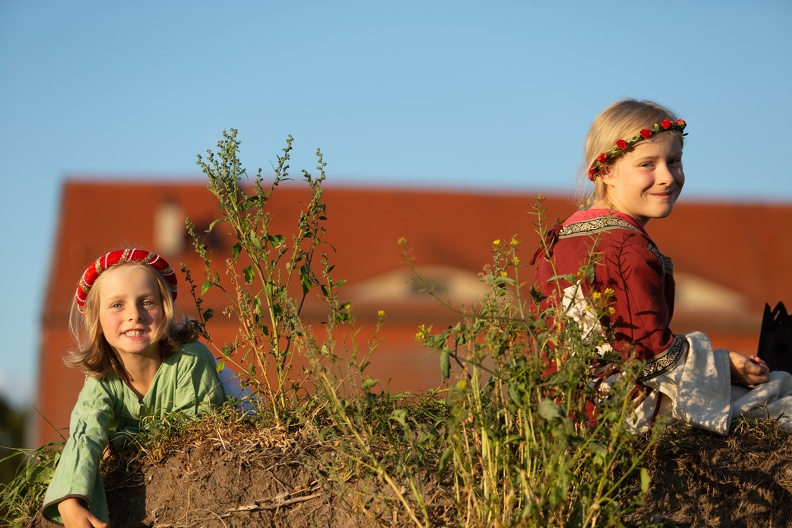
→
(42, 249, 226, 527)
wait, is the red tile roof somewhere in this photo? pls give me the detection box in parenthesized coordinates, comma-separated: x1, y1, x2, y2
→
(34, 179, 792, 446)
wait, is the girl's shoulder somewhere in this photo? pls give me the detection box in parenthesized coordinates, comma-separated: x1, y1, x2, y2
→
(560, 208, 648, 239)
(76, 372, 126, 410)
(167, 340, 216, 367)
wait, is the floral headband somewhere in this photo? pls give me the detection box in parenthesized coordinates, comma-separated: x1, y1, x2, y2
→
(588, 119, 687, 181)
(75, 248, 178, 312)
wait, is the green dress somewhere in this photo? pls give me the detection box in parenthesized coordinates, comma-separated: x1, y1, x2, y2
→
(42, 341, 226, 524)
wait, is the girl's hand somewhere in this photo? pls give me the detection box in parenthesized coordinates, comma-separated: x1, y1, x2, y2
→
(57, 497, 109, 528)
(729, 351, 770, 387)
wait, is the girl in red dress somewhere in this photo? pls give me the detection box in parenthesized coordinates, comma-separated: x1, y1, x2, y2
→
(533, 99, 792, 434)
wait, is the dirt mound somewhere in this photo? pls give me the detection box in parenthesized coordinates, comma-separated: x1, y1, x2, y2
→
(29, 422, 381, 528)
(628, 420, 792, 527)
(28, 419, 791, 527)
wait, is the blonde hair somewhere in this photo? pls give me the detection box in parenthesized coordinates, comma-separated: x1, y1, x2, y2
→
(64, 261, 198, 379)
(579, 99, 683, 204)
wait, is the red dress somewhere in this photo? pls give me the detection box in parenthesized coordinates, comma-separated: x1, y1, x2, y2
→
(533, 209, 687, 419)
(534, 208, 792, 434)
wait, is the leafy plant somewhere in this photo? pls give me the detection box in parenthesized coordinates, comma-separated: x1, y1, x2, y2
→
(185, 129, 342, 423)
(0, 442, 61, 527)
(182, 132, 657, 526)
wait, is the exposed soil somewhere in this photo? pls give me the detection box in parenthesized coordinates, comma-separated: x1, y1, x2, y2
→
(627, 420, 792, 528)
(28, 419, 792, 528)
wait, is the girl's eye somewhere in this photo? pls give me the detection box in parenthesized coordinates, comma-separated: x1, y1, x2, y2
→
(110, 302, 123, 309)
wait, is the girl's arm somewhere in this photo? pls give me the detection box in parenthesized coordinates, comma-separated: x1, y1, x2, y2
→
(57, 497, 108, 528)
(42, 377, 119, 524)
(606, 238, 677, 365)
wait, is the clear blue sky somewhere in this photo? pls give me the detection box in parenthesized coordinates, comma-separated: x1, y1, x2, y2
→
(1, 1, 790, 410)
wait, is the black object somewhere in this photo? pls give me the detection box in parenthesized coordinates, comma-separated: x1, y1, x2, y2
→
(757, 302, 792, 374)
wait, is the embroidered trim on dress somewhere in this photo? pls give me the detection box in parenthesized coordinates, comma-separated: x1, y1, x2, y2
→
(641, 336, 687, 380)
(647, 243, 674, 275)
(558, 216, 641, 239)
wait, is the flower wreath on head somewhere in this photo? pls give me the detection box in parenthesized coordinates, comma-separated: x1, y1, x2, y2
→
(588, 119, 687, 182)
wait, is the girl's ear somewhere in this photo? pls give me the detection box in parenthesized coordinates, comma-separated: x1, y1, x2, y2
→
(599, 163, 616, 185)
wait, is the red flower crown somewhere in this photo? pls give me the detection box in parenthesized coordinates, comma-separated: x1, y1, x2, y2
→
(588, 119, 687, 182)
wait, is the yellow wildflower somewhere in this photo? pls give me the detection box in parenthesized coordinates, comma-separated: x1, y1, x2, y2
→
(493, 239, 501, 247)
(415, 324, 430, 343)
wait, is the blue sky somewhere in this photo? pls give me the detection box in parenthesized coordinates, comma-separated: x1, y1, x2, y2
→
(1, 1, 790, 411)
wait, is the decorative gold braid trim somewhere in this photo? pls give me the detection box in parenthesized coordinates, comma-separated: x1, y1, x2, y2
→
(647, 243, 674, 274)
(558, 216, 640, 239)
(641, 336, 687, 380)
(559, 217, 674, 276)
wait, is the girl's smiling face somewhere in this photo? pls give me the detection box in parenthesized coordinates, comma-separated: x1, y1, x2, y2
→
(600, 133, 685, 226)
(97, 264, 165, 361)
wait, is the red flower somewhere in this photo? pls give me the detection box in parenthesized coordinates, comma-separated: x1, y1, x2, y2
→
(596, 153, 608, 162)
(640, 129, 653, 139)
(677, 119, 686, 126)
(661, 120, 673, 129)
(616, 139, 627, 149)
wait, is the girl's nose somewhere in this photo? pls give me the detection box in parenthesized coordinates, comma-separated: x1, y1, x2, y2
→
(127, 307, 144, 321)
(656, 164, 675, 185)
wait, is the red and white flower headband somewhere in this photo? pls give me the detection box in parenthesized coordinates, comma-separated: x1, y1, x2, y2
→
(588, 119, 688, 182)
(75, 248, 178, 312)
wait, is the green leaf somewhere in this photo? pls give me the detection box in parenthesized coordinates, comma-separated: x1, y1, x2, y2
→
(27, 463, 55, 484)
(243, 265, 255, 284)
(250, 229, 261, 248)
(508, 383, 523, 406)
(361, 376, 378, 391)
(438, 446, 453, 475)
(440, 348, 450, 381)
(640, 467, 651, 493)
(201, 281, 214, 295)
(300, 272, 312, 295)
(538, 399, 563, 421)
(231, 243, 242, 261)
(215, 360, 225, 373)
(207, 218, 222, 233)
(389, 409, 407, 428)
(492, 275, 516, 286)
(547, 273, 577, 284)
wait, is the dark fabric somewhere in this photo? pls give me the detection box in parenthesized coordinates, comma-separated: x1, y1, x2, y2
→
(757, 302, 792, 374)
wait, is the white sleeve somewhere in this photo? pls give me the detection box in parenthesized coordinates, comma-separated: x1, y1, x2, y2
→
(641, 331, 732, 435)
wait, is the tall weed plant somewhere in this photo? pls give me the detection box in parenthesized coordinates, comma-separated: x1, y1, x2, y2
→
(402, 207, 656, 526)
(185, 133, 656, 526)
